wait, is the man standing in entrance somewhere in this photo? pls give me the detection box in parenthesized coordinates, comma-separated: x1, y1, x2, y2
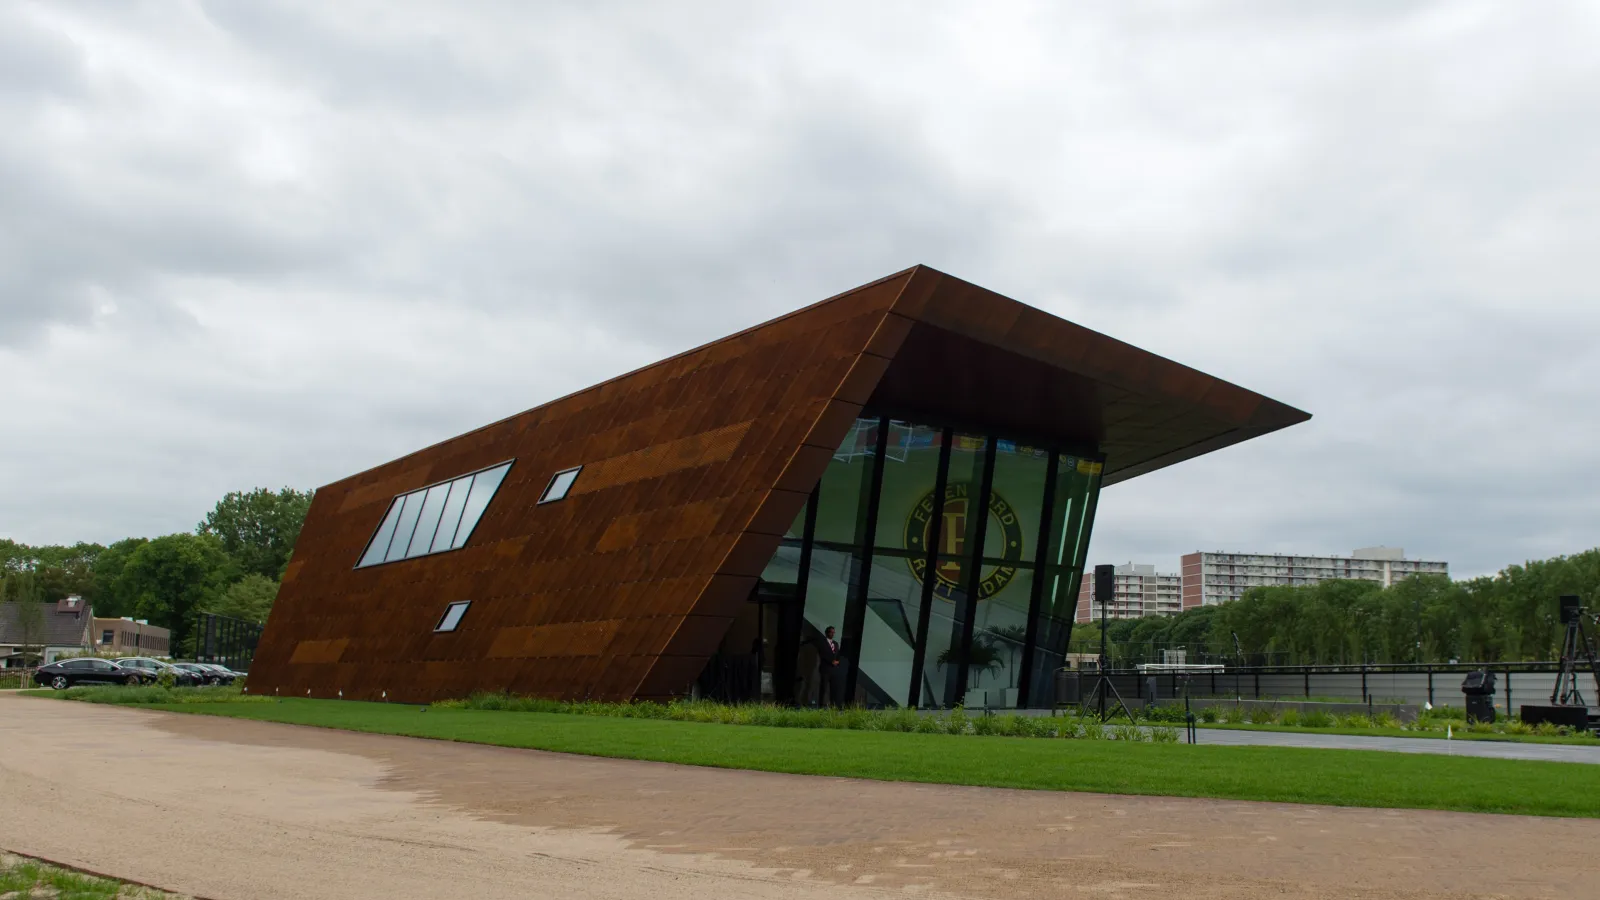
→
(818, 626, 846, 707)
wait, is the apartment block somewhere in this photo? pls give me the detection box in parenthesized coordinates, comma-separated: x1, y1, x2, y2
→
(1180, 547, 1449, 609)
(1076, 562, 1183, 622)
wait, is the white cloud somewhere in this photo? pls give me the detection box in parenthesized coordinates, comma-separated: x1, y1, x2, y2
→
(2, 0, 1597, 578)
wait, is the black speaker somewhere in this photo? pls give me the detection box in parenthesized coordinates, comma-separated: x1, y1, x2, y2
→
(1561, 595, 1583, 625)
(1095, 564, 1114, 612)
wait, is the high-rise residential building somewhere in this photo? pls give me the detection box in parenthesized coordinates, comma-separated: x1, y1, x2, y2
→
(1076, 563, 1183, 622)
(1180, 547, 1449, 609)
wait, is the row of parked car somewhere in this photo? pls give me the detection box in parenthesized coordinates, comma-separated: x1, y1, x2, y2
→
(32, 656, 244, 690)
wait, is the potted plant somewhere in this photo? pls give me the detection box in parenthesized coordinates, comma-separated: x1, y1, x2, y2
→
(936, 639, 1004, 708)
(986, 624, 1029, 707)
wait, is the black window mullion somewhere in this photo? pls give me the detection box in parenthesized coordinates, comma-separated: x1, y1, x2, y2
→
(1057, 458, 1105, 661)
(952, 437, 998, 704)
(906, 427, 954, 708)
(1016, 450, 1060, 708)
(842, 416, 891, 704)
(785, 486, 820, 706)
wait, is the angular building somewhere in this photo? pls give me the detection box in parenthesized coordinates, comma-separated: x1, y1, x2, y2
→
(250, 266, 1309, 709)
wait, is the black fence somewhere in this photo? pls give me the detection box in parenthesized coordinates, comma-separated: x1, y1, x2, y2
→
(1085, 660, 1578, 713)
(195, 613, 262, 672)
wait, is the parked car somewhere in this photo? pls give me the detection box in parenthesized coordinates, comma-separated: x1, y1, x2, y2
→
(200, 663, 245, 682)
(172, 662, 233, 685)
(34, 658, 141, 690)
(113, 657, 203, 686)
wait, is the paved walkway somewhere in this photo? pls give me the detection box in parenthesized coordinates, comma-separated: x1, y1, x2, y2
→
(1195, 727, 1600, 763)
(5, 694, 1600, 900)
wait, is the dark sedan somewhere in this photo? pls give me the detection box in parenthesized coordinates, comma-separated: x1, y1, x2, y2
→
(173, 663, 234, 685)
(113, 657, 204, 686)
(34, 658, 141, 690)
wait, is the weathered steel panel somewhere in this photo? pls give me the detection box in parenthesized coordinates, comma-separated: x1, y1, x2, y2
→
(252, 265, 1309, 704)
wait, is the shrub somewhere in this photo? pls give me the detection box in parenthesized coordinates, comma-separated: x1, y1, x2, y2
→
(1026, 716, 1061, 738)
(1533, 722, 1562, 737)
(1110, 723, 1146, 742)
(944, 706, 971, 735)
(1372, 712, 1400, 729)
(1246, 705, 1278, 725)
(1142, 704, 1186, 723)
(1336, 713, 1373, 729)
(1149, 725, 1180, 744)
(882, 707, 919, 733)
(1301, 709, 1335, 728)
(1278, 709, 1301, 727)
(914, 712, 943, 734)
(972, 713, 1000, 736)
(994, 714, 1036, 737)
(61, 684, 269, 705)
(1220, 704, 1246, 724)
(1080, 718, 1105, 741)
(1198, 706, 1219, 723)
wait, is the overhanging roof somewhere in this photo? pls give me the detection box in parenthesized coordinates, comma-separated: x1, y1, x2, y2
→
(865, 267, 1310, 484)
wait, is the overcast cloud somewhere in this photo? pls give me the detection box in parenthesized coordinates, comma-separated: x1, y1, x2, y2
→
(3, 1, 1597, 578)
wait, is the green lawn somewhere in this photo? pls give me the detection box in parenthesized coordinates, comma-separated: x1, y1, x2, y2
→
(100, 697, 1600, 818)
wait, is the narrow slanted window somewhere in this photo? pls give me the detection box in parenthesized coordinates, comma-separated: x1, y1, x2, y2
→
(358, 498, 405, 567)
(539, 466, 581, 504)
(435, 601, 471, 633)
(354, 460, 514, 568)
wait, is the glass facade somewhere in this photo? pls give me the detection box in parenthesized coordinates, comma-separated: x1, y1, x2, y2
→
(761, 415, 1103, 708)
(356, 461, 514, 568)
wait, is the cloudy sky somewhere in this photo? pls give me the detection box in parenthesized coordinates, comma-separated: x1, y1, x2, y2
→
(3, 1, 1597, 578)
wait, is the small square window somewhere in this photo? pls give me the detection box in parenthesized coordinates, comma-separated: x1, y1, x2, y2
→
(435, 601, 471, 633)
(539, 466, 581, 504)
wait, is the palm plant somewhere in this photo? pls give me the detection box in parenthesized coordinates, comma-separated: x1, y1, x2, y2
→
(985, 624, 1029, 688)
(935, 639, 1004, 689)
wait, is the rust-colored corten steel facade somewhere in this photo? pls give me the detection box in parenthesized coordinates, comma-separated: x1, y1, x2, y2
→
(251, 266, 1309, 706)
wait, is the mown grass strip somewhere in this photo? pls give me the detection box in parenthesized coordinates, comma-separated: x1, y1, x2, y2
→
(1, 850, 181, 899)
(93, 697, 1600, 818)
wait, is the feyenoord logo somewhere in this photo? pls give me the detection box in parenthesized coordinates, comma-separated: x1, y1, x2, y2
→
(904, 482, 1024, 602)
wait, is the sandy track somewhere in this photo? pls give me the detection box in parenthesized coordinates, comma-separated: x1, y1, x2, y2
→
(1, 694, 1596, 900)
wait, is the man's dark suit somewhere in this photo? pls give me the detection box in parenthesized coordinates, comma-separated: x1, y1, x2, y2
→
(817, 635, 846, 707)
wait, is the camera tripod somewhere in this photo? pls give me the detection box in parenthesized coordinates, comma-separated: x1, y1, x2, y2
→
(1552, 596, 1600, 707)
(1081, 586, 1136, 724)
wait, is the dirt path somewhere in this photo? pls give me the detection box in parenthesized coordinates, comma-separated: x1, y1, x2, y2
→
(2, 694, 1596, 900)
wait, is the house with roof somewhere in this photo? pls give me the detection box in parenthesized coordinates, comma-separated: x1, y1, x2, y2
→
(0, 596, 94, 667)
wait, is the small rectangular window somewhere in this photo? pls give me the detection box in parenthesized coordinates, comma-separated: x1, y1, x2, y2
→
(435, 601, 471, 633)
(539, 466, 581, 504)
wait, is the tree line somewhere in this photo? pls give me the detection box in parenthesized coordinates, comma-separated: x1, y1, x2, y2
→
(1071, 548, 1600, 666)
(1, 488, 313, 656)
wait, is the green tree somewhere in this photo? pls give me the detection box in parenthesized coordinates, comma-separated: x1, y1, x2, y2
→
(208, 573, 280, 624)
(92, 538, 150, 619)
(197, 487, 314, 580)
(1, 570, 42, 604)
(116, 534, 235, 655)
(7, 600, 46, 663)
